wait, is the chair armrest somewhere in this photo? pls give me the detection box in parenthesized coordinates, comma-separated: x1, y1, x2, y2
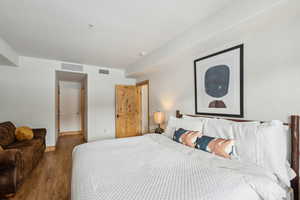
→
(0, 149, 22, 170)
(0, 149, 22, 196)
(32, 128, 46, 139)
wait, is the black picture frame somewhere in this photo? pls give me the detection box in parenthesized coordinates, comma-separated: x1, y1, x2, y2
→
(194, 44, 244, 118)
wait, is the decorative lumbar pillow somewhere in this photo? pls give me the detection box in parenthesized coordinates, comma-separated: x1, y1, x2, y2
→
(15, 126, 34, 141)
(173, 128, 235, 158)
(196, 135, 235, 158)
(173, 128, 202, 148)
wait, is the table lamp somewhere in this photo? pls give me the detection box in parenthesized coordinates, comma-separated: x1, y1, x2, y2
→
(154, 111, 165, 134)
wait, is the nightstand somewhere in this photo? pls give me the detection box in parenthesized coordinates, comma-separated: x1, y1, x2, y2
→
(142, 131, 162, 135)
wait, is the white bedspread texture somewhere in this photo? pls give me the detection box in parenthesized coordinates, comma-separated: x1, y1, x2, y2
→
(72, 134, 288, 200)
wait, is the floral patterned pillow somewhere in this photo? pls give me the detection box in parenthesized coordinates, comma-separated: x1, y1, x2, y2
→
(173, 128, 235, 158)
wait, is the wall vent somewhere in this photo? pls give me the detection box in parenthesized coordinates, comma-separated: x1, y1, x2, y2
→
(61, 63, 83, 72)
(99, 69, 110, 75)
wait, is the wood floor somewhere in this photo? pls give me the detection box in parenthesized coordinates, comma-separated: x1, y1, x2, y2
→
(8, 135, 84, 200)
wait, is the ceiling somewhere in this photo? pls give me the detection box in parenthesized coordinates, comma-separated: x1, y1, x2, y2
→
(0, 0, 233, 69)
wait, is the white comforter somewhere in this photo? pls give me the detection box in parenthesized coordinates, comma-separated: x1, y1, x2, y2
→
(72, 134, 289, 200)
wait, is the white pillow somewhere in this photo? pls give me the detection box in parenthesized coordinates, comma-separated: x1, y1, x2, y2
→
(226, 119, 293, 186)
(203, 118, 235, 139)
(163, 116, 178, 138)
(179, 119, 204, 132)
(231, 121, 260, 164)
(257, 121, 292, 186)
(203, 118, 260, 160)
(233, 119, 293, 186)
(163, 116, 204, 139)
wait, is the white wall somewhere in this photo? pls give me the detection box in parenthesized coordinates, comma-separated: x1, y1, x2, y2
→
(0, 37, 19, 67)
(59, 81, 82, 132)
(0, 56, 135, 146)
(133, 0, 300, 126)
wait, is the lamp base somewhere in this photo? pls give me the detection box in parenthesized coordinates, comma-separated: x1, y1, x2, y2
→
(155, 127, 164, 134)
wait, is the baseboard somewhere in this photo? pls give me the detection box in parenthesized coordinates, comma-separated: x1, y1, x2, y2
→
(45, 146, 56, 152)
(60, 131, 82, 136)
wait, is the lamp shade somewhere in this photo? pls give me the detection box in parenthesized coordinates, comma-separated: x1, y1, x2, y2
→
(154, 111, 165, 124)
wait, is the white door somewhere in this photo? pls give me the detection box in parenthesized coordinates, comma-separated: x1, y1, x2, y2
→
(59, 81, 81, 133)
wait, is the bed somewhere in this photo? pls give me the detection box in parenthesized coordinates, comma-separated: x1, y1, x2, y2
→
(71, 110, 299, 200)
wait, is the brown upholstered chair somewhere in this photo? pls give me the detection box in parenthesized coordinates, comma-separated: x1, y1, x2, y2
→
(0, 121, 46, 196)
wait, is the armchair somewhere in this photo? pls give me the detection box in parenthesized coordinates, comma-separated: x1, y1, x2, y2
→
(0, 122, 46, 196)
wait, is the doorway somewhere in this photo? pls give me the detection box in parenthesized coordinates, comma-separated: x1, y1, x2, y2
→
(55, 71, 88, 142)
(136, 80, 149, 134)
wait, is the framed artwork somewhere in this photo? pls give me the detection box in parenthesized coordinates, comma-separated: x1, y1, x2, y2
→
(194, 44, 244, 118)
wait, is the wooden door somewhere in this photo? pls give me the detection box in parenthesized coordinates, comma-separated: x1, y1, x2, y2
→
(115, 85, 141, 138)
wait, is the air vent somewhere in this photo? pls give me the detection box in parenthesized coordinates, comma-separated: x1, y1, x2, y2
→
(99, 69, 109, 75)
(61, 63, 83, 72)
